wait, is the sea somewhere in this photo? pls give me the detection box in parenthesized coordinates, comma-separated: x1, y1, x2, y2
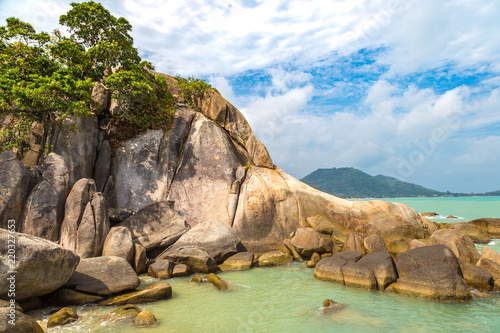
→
(32, 197, 500, 332)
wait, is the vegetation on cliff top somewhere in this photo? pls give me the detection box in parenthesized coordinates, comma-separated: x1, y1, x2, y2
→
(0, 1, 214, 153)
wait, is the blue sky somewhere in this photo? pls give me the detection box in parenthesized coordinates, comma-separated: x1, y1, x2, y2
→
(2, 0, 500, 193)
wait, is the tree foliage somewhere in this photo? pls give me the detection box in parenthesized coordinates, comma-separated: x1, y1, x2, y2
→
(0, 1, 175, 153)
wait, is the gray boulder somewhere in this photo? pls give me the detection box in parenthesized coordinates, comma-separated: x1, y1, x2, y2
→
(342, 261, 377, 290)
(60, 178, 96, 252)
(0, 151, 36, 231)
(314, 257, 347, 284)
(157, 246, 217, 273)
(133, 244, 148, 275)
(358, 251, 398, 290)
(148, 260, 175, 279)
(290, 228, 333, 257)
(20, 153, 69, 241)
(392, 265, 471, 302)
(457, 259, 494, 291)
(342, 232, 366, 254)
(102, 226, 134, 265)
(93, 140, 111, 193)
(468, 218, 500, 238)
(166, 219, 241, 263)
(64, 256, 139, 295)
(117, 201, 190, 251)
(75, 193, 109, 258)
(0, 229, 80, 300)
(395, 244, 460, 278)
(429, 229, 480, 264)
(0, 308, 44, 332)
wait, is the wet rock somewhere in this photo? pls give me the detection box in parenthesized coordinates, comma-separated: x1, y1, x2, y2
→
(358, 251, 398, 290)
(64, 256, 139, 295)
(290, 228, 334, 257)
(314, 257, 346, 284)
(172, 264, 192, 277)
(0, 229, 80, 301)
(134, 310, 157, 327)
(190, 276, 202, 284)
(99, 282, 172, 306)
(106, 304, 142, 320)
(321, 299, 348, 314)
(206, 273, 230, 291)
(117, 201, 190, 251)
(306, 253, 321, 268)
(157, 246, 217, 273)
(0, 151, 36, 231)
(392, 265, 471, 302)
(395, 245, 460, 278)
(457, 259, 494, 291)
(102, 226, 134, 265)
(429, 229, 480, 264)
(257, 250, 293, 267)
(148, 260, 175, 279)
(47, 307, 78, 328)
(219, 252, 254, 271)
(342, 261, 377, 290)
(363, 235, 388, 254)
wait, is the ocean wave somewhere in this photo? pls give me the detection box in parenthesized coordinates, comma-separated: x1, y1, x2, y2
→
(425, 215, 464, 220)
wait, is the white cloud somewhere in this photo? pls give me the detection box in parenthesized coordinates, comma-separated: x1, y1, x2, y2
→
(455, 136, 500, 166)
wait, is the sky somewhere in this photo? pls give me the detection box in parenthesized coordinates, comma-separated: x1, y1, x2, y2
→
(1, 0, 500, 193)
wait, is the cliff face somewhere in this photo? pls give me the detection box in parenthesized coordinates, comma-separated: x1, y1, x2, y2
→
(0, 74, 431, 254)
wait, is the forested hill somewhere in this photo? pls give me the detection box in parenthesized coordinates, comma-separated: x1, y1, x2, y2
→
(300, 167, 443, 198)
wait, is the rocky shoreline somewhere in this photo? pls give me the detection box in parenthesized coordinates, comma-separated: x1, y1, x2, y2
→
(1, 74, 500, 331)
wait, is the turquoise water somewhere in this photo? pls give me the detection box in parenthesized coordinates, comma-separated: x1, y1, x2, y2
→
(31, 197, 500, 332)
(353, 196, 500, 222)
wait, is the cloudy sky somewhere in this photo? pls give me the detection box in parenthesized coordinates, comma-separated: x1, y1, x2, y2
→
(2, 0, 500, 193)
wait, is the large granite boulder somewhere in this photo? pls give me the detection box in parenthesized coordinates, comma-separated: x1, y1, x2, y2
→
(51, 114, 99, 188)
(476, 247, 500, 291)
(395, 245, 460, 278)
(468, 218, 500, 238)
(341, 261, 377, 290)
(167, 113, 250, 226)
(75, 193, 109, 258)
(358, 251, 398, 290)
(0, 229, 80, 300)
(60, 179, 96, 252)
(112, 130, 168, 212)
(391, 265, 471, 302)
(117, 201, 190, 251)
(167, 219, 241, 263)
(429, 229, 480, 264)
(314, 257, 348, 284)
(64, 256, 139, 295)
(0, 308, 44, 333)
(438, 222, 491, 243)
(102, 226, 134, 265)
(0, 151, 36, 231)
(156, 246, 217, 273)
(20, 153, 69, 241)
(290, 228, 333, 257)
(457, 259, 494, 291)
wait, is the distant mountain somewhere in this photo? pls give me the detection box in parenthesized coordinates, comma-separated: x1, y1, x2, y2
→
(484, 190, 500, 196)
(300, 167, 443, 198)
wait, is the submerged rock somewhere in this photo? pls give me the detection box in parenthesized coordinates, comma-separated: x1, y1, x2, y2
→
(106, 304, 142, 320)
(47, 307, 79, 328)
(134, 310, 157, 327)
(321, 299, 348, 314)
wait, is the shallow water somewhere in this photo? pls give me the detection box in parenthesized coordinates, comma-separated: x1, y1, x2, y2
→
(31, 197, 500, 332)
(32, 262, 500, 332)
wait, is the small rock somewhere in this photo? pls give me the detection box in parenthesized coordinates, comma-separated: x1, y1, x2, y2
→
(219, 252, 254, 271)
(47, 307, 79, 328)
(206, 273, 230, 291)
(321, 299, 348, 313)
(105, 304, 142, 320)
(172, 264, 192, 277)
(190, 276, 203, 284)
(446, 215, 458, 219)
(306, 253, 321, 268)
(421, 212, 439, 217)
(134, 310, 157, 327)
(148, 260, 176, 279)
